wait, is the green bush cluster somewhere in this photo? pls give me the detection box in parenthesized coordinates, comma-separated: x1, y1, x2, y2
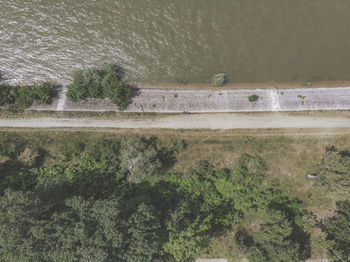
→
(0, 82, 55, 109)
(67, 63, 133, 110)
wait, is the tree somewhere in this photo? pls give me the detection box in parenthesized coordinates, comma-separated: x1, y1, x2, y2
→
(316, 147, 350, 200)
(66, 63, 133, 110)
(0, 190, 41, 261)
(247, 209, 301, 262)
(0, 83, 55, 109)
(0, 189, 161, 262)
(102, 63, 132, 110)
(123, 203, 160, 262)
(322, 201, 350, 261)
(164, 215, 213, 262)
(120, 136, 161, 183)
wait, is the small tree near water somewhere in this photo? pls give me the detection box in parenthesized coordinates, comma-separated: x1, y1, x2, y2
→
(211, 74, 226, 86)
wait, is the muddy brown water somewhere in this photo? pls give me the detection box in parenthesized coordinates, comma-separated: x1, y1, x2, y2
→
(1, 0, 350, 85)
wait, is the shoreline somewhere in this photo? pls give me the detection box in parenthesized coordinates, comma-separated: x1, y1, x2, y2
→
(137, 80, 350, 90)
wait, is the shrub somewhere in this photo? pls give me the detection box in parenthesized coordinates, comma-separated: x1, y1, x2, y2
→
(0, 84, 16, 105)
(248, 94, 259, 102)
(211, 73, 226, 86)
(67, 63, 133, 110)
(238, 153, 265, 174)
(18, 148, 39, 166)
(0, 82, 55, 108)
(174, 139, 186, 152)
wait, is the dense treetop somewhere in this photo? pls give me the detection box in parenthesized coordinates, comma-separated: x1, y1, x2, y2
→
(0, 82, 55, 109)
(67, 63, 134, 110)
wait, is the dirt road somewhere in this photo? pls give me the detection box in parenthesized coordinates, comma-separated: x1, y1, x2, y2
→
(1, 114, 350, 129)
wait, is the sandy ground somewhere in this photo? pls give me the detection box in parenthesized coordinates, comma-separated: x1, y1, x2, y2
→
(1, 114, 350, 129)
(30, 86, 350, 113)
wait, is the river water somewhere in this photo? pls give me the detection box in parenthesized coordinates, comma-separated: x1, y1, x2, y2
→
(1, 0, 350, 85)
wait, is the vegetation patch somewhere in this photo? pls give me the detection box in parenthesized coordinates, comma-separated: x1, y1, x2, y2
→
(67, 63, 133, 110)
(248, 94, 259, 102)
(0, 131, 349, 261)
(0, 82, 56, 110)
(298, 94, 307, 105)
(211, 74, 226, 86)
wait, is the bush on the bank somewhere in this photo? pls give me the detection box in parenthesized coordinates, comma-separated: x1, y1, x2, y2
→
(0, 84, 16, 105)
(211, 73, 226, 86)
(0, 82, 55, 108)
(67, 63, 133, 110)
(248, 94, 259, 102)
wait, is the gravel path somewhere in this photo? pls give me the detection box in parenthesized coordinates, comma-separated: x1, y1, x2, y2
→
(1, 114, 350, 129)
(31, 86, 350, 113)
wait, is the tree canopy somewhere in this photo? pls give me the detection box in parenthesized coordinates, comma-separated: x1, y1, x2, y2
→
(316, 147, 350, 200)
(66, 63, 133, 110)
(1, 133, 348, 261)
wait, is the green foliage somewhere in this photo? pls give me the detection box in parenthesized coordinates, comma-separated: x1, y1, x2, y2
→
(173, 139, 186, 152)
(0, 133, 323, 261)
(164, 215, 213, 262)
(124, 203, 160, 262)
(164, 159, 308, 261)
(0, 84, 16, 105)
(322, 201, 350, 261)
(246, 209, 302, 262)
(316, 147, 350, 200)
(211, 73, 226, 86)
(18, 148, 39, 166)
(67, 63, 133, 110)
(120, 136, 162, 183)
(238, 154, 266, 174)
(0, 82, 55, 108)
(248, 94, 259, 102)
(0, 189, 160, 262)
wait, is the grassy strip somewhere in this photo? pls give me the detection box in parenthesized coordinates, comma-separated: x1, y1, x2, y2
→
(0, 109, 349, 119)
